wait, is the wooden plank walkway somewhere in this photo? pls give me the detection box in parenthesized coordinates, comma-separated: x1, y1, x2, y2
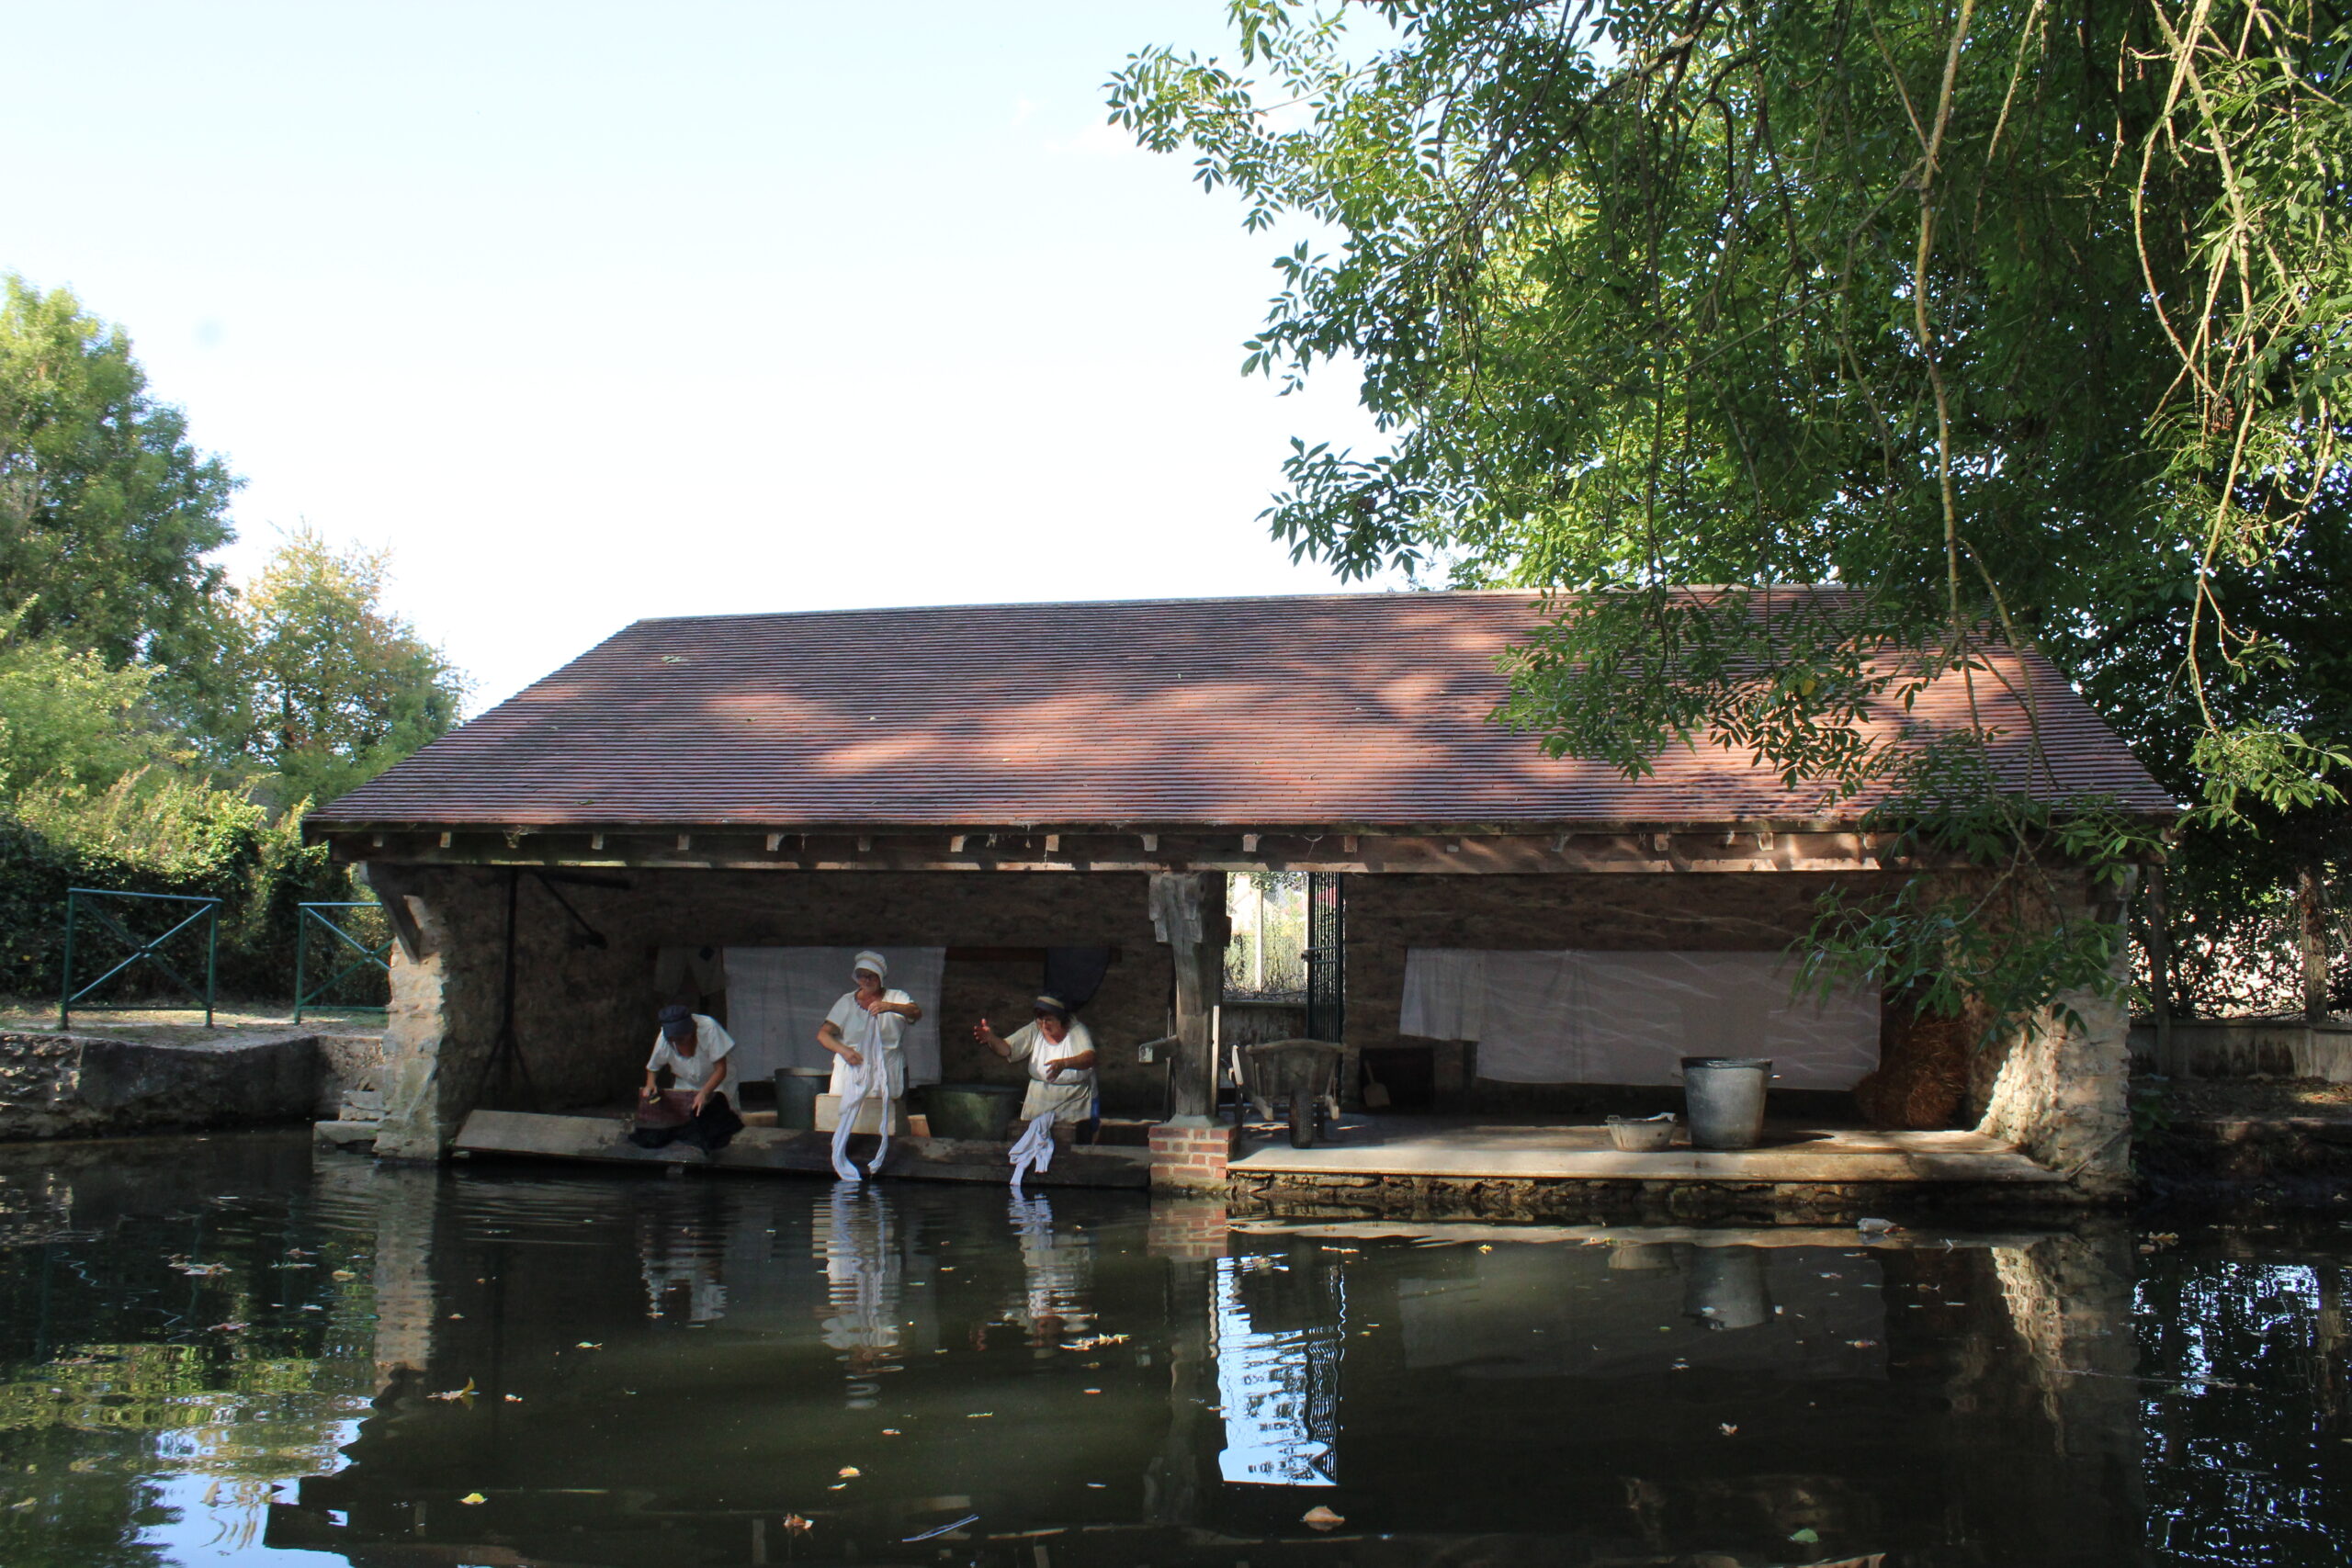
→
(449, 1111, 1152, 1190)
(1227, 1115, 2064, 1184)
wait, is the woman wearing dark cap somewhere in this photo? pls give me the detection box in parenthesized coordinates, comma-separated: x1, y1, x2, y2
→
(632, 1002, 745, 1150)
(975, 994, 1097, 1130)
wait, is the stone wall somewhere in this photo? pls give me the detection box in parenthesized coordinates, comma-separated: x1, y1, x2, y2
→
(0, 1029, 373, 1140)
(368, 864, 1182, 1156)
(1972, 871, 2137, 1195)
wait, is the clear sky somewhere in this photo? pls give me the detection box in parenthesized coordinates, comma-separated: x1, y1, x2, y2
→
(1, 2, 1393, 708)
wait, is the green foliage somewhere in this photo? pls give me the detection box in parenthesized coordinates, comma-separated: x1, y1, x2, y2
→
(0, 607, 184, 795)
(0, 287, 458, 1007)
(0, 772, 350, 1002)
(0, 276, 239, 735)
(230, 527, 467, 810)
(1114, 0, 2352, 1027)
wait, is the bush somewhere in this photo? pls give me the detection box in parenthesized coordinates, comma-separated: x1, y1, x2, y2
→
(0, 771, 357, 1007)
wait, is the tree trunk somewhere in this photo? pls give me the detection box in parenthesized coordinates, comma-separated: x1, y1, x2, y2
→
(2146, 865, 2174, 1069)
(2301, 857, 2331, 1028)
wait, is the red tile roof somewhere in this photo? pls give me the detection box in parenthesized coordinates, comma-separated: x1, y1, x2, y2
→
(309, 591, 2175, 830)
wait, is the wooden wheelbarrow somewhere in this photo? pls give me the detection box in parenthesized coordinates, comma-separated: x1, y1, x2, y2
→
(1235, 1039, 1346, 1149)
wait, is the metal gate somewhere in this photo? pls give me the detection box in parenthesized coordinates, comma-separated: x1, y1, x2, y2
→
(59, 888, 221, 1030)
(294, 901, 394, 1021)
(1303, 872, 1345, 1043)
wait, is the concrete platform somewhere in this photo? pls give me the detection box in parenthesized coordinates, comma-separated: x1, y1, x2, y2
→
(449, 1110, 1152, 1189)
(1227, 1114, 2064, 1184)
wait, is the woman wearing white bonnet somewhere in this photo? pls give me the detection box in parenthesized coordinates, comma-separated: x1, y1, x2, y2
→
(817, 950, 922, 1180)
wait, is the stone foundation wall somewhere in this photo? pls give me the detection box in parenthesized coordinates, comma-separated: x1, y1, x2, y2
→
(1227, 1168, 2112, 1224)
(368, 865, 1180, 1156)
(0, 1030, 374, 1140)
(1972, 871, 2137, 1195)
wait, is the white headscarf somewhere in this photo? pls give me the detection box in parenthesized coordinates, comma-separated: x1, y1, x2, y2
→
(853, 950, 888, 984)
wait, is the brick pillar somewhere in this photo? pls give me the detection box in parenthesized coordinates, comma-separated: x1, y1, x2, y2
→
(1148, 1122, 1236, 1191)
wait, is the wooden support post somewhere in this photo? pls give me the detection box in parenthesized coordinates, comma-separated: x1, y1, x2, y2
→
(1151, 871, 1227, 1122)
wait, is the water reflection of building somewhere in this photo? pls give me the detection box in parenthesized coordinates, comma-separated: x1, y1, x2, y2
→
(1214, 1254, 1342, 1486)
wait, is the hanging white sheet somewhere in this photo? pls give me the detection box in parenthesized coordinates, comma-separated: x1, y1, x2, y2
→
(724, 947, 946, 1088)
(1398, 947, 1488, 1041)
(1399, 948, 1879, 1089)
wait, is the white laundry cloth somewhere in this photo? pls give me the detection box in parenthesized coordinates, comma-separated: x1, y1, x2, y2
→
(830, 1051, 895, 1181)
(1399, 948, 1488, 1040)
(1008, 1114, 1057, 1188)
(1397, 947, 1881, 1089)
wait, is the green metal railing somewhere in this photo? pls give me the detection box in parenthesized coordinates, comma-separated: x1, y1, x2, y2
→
(59, 888, 221, 1030)
(294, 901, 393, 1022)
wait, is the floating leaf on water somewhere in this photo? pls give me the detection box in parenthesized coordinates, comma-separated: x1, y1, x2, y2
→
(1790, 1527, 1820, 1544)
(575, 1341, 601, 1349)
(459, 1492, 486, 1506)
(330, 1270, 356, 1281)
(783, 1514, 812, 1534)
(880, 1428, 900, 1436)
(428, 1380, 477, 1404)
(967, 1412, 993, 1418)
(837, 1466, 860, 1479)
(171, 1261, 229, 1277)
(1477, 1245, 1493, 1253)
(1719, 1424, 1738, 1436)
(503, 1394, 522, 1403)
(1302, 1505, 1345, 1530)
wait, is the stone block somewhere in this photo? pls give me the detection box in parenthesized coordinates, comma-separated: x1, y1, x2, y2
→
(0, 1030, 330, 1140)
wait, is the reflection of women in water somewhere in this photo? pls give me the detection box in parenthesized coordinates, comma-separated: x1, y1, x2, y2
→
(1003, 1192, 1094, 1349)
(636, 1205, 729, 1323)
(819, 952, 924, 1183)
(818, 1186, 905, 1404)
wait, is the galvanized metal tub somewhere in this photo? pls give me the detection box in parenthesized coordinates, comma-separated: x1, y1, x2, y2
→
(1679, 1056, 1772, 1150)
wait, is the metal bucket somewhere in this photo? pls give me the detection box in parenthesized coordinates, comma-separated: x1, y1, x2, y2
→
(922, 1083, 1023, 1142)
(1680, 1056, 1771, 1150)
(773, 1067, 831, 1130)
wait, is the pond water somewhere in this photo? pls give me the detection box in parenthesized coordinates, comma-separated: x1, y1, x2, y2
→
(0, 1134, 2344, 1567)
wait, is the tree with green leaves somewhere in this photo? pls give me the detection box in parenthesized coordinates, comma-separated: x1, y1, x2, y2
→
(0, 606, 183, 796)
(1113, 0, 2352, 1026)
(232, 528, 468, 809)
(0, 276, 240, 731)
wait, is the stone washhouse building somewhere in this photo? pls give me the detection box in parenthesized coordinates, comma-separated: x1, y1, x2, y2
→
(304, 591, 2175, 1215)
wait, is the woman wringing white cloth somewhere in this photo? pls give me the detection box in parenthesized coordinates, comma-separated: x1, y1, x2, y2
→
(818, 950, 923, 1182)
